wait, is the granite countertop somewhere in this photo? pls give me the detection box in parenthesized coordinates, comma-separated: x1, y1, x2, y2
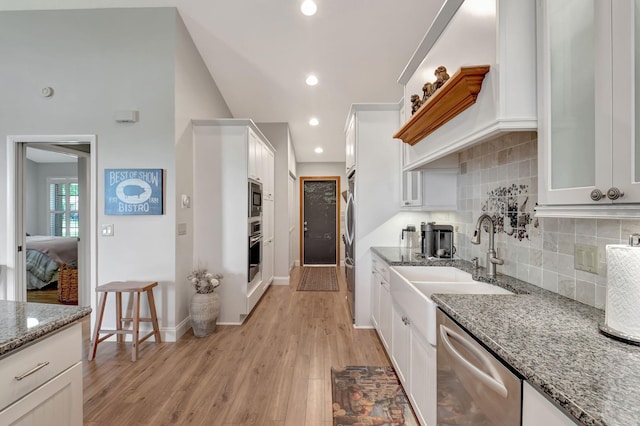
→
(371, 246, 640, 426)
(0, 301, 91, 357)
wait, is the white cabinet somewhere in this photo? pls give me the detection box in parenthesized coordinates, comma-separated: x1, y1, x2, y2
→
(262, 145, 274, 287)
(248, 129, 262, 182)
(390, 298, 436, 426)
(401, 170, 423, 208)
(398, 0, 536, 168)
(391, 302, 411, 386)
(371, 270, 381, 329)
(379, 282, 392, 353)
(537, 0, 640, 217)
(262, 239, 274, 288)
(410, 330, 436, 426)
(371, 255, 392, 350)
(371, 256, 434, 426)
(263, 148, 274, 201)
(0, 324, 83, 425)
(263, 195, 274, 287)
(193, 119, 275, 324)
(523, 382, 577, 425)
(345, 114, 356, 175)
(346, 103, 401, 327)
(401, 151, 458, 211)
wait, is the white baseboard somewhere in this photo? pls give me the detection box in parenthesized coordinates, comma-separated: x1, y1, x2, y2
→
(273, 276, 289, 285)
(294, 260, 300, 267)
(353, 325, 375, 330)
(168, 317, 192, 342)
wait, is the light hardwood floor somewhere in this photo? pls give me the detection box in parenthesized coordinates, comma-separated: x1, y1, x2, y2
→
(82, 267, 390, 425)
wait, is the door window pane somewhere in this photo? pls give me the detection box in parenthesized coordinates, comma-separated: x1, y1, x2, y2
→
(48, 178, 79, 237)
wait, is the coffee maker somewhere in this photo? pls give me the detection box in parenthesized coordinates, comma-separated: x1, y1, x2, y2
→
(421, 222, 455, 258)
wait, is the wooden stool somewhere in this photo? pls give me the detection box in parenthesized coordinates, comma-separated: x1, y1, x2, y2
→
(88, 281, 161, 362)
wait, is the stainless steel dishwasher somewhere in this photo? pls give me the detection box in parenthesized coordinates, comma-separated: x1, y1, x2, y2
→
(436, 309, 522, 425)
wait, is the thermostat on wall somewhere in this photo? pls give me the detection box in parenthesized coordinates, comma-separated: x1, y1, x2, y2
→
(114, 110, 139, 123)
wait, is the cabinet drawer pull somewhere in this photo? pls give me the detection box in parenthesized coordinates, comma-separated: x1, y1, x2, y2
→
(14, 361, 50, 381)
(590, 189, 604, 201)
(606, 187, 624, 200)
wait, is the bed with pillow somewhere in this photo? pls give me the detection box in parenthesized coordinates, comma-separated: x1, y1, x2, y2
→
(26, 236, 78, 290)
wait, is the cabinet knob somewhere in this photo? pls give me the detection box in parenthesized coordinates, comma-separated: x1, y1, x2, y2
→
(590, 189, 604, 201)
(606, 187, 624, 200)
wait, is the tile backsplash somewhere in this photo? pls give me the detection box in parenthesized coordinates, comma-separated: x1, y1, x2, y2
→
(428, 132, 640, 310)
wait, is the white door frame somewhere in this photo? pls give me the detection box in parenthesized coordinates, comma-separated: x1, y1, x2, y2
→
(6, 135, 97, 307)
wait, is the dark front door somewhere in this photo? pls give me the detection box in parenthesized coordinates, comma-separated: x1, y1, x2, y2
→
(303, 179, 337, 265)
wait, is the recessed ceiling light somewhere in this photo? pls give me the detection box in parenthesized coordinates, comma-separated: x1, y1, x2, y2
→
(305, 74, 318, 86)
(301, 0, 317, 16)
(309, 117, 319, 126)
(314, 147, 323, 154)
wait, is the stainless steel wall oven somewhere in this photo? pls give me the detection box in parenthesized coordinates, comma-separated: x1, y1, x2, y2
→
(248, 219, 262, 282)
(249, 179, 262, 218)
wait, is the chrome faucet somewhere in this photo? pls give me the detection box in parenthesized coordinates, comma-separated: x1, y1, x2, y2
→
(470, 214, 504, 278)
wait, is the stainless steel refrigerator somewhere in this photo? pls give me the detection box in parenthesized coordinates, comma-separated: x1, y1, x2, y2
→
(344, 173, 355, 323)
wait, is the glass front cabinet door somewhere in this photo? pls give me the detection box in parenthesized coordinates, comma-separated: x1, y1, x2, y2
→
(538, 0, 640, 211)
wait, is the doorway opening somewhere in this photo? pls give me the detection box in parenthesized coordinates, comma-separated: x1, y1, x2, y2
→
(7, 135, 96, 308)
(300, 176, 340, 266)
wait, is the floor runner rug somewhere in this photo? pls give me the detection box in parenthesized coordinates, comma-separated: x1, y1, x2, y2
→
(331, 366, 419, 426)
(296, 267, 339, 291)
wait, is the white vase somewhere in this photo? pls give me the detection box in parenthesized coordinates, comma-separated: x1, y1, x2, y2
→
(189, 291, 221, 337)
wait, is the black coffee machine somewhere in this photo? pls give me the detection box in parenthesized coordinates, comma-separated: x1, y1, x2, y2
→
(421, 222, 455, 258)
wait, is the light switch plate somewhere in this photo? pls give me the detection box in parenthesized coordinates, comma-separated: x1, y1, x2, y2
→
(101, 224, 114, 237)
(177, 223, 187, 235)
(575, 243, 598, 274)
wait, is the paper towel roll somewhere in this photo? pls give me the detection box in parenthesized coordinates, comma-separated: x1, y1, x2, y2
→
(605, 244, 640, 339)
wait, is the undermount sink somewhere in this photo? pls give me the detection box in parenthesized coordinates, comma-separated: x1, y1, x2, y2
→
(389, 266, 513, 346)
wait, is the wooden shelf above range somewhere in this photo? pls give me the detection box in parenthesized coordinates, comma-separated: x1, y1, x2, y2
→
(394, 65, 490, 146)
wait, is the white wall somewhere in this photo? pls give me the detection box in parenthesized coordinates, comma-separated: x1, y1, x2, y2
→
(296, 162, 347, 265)
(0, 8, 232, 341)
(174, 12, 232, 336)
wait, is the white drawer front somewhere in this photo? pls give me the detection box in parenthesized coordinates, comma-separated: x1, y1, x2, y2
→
(372, 256, 390, 283)
(0, 324, 81, 410)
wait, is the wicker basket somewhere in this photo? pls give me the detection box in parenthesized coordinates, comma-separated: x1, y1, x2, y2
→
(58, 263, 78, 303)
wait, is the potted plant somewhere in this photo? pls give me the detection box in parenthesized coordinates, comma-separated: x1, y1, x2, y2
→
(188, 268, 223, 337)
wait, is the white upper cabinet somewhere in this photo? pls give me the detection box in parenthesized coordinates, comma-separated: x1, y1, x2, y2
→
(398, 0, 537, 169)
(345, 114, 356, 175)
(263, 147, 275, 201)
(248, 128, 261, 182)
(537, 0, 640, 217)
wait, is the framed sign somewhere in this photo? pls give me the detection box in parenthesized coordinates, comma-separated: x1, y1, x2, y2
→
(105, 168, 164, 215)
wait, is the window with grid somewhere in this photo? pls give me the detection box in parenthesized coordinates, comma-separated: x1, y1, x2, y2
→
(48, 178, 79, 237)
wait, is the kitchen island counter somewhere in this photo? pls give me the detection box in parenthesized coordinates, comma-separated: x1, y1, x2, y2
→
(371, 246, 640, 426)
(0, 300, 91, 358)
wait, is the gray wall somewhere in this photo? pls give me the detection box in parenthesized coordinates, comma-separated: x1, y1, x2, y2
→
(0, 8, 232, 339)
